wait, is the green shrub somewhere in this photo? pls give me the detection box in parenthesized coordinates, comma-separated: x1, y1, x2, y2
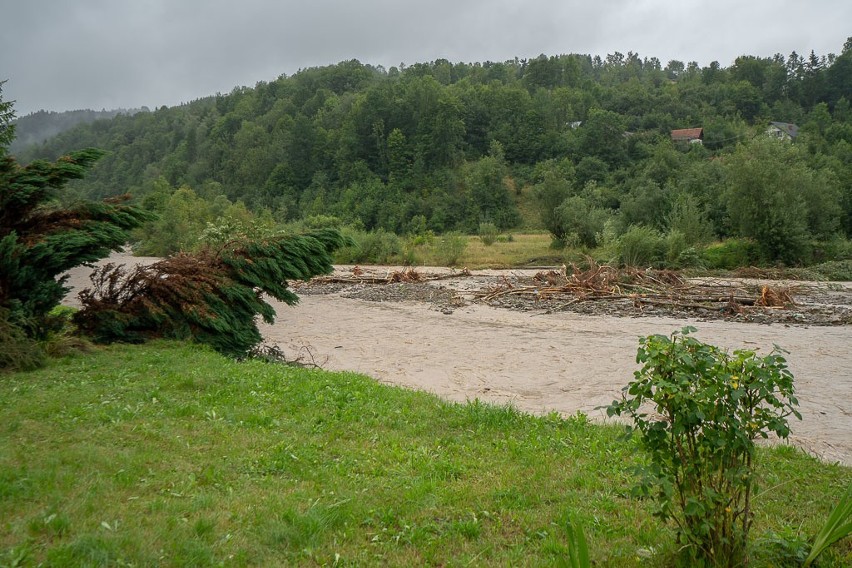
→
(405, 214, 429, 237)
(131, 185, 210, 256)
(302, 214, 344, 230)
(616, 225, 666, 267)
(355, 229, 402, 264)
(665, 229, 688, 265)
(398, 245, 421, 266)
(701, 238, 761, 270)
(667, 192, 715, 246)
(550, 235, 569, 250)
(663, 231, 704, 269)
(407, 228, 435, 247)
(553, 195, 611, 248)
(674, 247, 704, 269)
(815, 237, 852, 262)
(334, 229, 402, 264)
(478, 222, 499, 246)
(607, 328, 800, 567)
(198, 217, 279, 249)
(435, 232, 468, 266)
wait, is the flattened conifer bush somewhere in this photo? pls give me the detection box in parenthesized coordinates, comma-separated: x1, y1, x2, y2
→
(73, 228, 348, 357)
(0, 146, 152, 340)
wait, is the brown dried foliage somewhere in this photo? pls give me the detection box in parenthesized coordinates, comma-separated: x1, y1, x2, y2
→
(75, 252, 233, 341)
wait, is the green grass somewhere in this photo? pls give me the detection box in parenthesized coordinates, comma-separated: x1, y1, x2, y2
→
(409, 232, 566, 269)
(458, 232, 564, 268)
(1, 342, 850, 566)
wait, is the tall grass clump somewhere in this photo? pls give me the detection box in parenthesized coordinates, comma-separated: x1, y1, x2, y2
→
(478, 222, 499, 246)
(616, 225, 666, 267)
(334, 229, 403, 264)
(434, 232, 468, 266)
(804, 486, 852, 567)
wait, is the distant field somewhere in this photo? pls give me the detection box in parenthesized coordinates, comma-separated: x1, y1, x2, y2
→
(407, 232, 570, 269)
(2, 342, 849, 566)
(458, 232, 562, 268)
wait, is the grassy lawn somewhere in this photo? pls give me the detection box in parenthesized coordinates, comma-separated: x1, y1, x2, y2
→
(1, 342, 850, 566)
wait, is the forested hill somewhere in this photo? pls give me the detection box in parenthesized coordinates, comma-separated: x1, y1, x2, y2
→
(14, 45, 852, 263)
(10, 108, 143, 154)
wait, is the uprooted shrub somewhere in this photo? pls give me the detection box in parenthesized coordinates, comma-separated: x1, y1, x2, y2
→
(73, 228, 348, 357)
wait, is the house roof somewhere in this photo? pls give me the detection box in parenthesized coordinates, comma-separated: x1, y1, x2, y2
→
(768, 122, 799, 138)
(671, 127, 704, 141)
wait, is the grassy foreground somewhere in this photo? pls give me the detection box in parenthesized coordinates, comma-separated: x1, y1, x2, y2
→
(1, 342, 849, 567)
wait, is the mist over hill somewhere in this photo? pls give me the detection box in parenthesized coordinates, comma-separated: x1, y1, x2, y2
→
(10, 108, 146, 154)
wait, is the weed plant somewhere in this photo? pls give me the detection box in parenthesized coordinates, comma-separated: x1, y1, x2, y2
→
(608, 328, 802, 566)
(478, 222, 499, 246)
(433, 232, 468, 266)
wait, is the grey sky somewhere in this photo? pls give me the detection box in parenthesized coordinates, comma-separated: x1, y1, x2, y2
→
(2, 0, 849, 116)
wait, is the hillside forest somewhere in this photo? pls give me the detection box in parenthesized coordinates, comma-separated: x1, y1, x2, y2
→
(8, 108, 143, 155)
(12, 41, 852, 267)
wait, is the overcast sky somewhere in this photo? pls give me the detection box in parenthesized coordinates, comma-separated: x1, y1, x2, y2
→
(2, 0, 850, 116)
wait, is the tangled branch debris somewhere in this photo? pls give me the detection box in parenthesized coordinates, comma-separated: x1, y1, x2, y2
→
(474, 261, 796, 314)
(756, 285, 796, 307)
(294, 260, 809, 321)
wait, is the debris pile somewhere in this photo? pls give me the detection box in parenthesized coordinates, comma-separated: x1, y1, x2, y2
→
(475, 261, 795, 315)
(291, 261, 852, 325)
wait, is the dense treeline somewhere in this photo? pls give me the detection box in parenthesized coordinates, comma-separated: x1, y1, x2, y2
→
(14, 41, 852, 264)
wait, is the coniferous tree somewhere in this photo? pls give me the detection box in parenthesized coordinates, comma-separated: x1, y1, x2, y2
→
(0, 87, 152, 338)
(0, 82, 14, 152)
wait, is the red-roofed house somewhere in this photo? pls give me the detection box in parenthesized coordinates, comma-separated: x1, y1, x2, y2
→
(671, 128, 704, 144)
